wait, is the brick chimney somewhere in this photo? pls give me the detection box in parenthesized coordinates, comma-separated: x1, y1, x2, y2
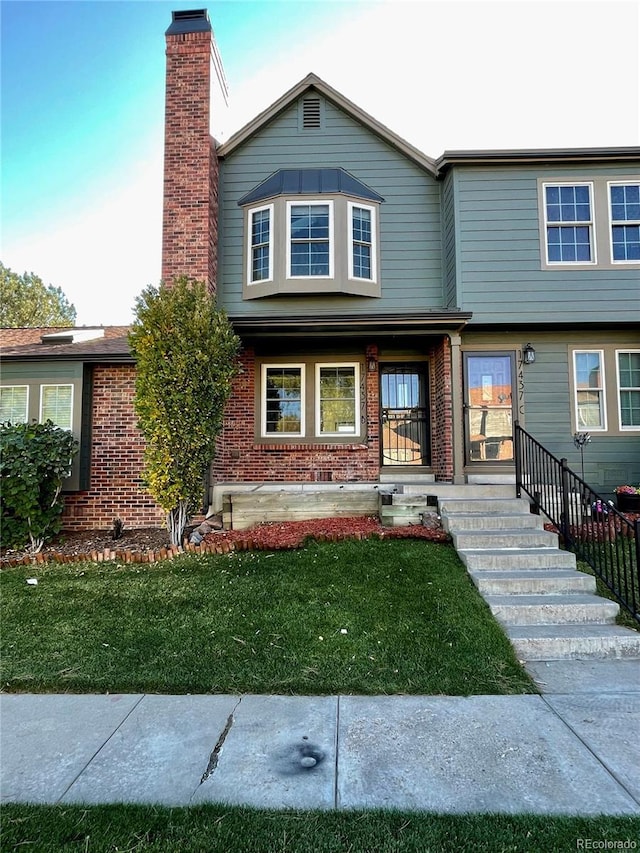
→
(162, 9, 228, 295)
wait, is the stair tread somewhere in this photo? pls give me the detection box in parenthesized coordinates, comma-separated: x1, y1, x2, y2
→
(460, 548, 567, 555)
(471, 569, 587, 578)
(485, 593, 617, 605)
(507, 624, 637, 638)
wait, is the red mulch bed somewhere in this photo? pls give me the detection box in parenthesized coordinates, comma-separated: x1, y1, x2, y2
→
(0, 516, 450, 568)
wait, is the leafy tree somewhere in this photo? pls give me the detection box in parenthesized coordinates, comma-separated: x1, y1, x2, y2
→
(129, 278, 240, 546)
(1, 420, 78, 552)
(0, 262, 77, 327)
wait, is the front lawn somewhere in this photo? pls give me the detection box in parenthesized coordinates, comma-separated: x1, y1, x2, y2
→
(3, 804, 639, 852)
(1, 539, 535, 695)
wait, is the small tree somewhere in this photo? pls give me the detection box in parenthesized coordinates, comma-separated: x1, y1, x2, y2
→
(1, 420, 78, 552)
(129, 278, 240, 546)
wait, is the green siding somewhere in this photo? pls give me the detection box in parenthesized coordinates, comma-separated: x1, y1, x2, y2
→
(462, 331, 640, 493)
(0, 361, 85, 491)
(441, 171, 457, 308)
(218, 96, 443, 316)
(454, 164, 640, 325)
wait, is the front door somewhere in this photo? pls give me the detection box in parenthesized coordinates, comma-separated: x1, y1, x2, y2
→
(380, 364, 430, 466)
(463, 353, 515, 464)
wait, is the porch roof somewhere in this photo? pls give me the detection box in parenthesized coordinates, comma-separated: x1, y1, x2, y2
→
(228, 311, 472, 339)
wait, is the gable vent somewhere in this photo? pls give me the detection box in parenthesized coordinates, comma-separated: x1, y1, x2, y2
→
(302, 97, 321, 129)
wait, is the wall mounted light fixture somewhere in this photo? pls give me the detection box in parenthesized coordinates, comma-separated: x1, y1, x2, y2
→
(522, 343, 536, 365)
(368, 358, 377, 373)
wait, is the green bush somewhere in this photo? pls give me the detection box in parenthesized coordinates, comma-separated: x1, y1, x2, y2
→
(129, 278, 240, 545)
(1, 420, 78, 552)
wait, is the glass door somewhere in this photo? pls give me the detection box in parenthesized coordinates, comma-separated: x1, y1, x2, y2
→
(380, 364, 430, 466)
(463, 353, 515, 463)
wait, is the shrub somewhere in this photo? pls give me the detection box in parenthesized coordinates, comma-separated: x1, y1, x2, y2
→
(129, 278, 240, 546)
(0, 420, 78, 552)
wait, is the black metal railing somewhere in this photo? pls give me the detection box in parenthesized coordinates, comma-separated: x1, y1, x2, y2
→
(514, 421, 639, 624)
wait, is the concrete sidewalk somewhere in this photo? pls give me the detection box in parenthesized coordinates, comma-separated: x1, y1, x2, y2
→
(1, 660, 639, 815)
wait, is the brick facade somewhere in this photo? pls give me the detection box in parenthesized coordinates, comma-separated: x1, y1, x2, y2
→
(62, 365, 165, 530)
(162, 28, 218, 294)
(211, 346, 381, 483)
(429, 336, 455, 481)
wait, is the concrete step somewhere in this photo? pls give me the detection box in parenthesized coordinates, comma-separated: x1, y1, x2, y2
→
(442, 513, 543, 533)
(485, 594, 619, 626)
(451, 529, 558, 550)
(400, 483, 516, 499)
(470, 569, 596, 596)
(439, 498, 531, 516)
(388, 494, 434, 507)
(506, 624, 640, 660)
(458, 548, 577, 571)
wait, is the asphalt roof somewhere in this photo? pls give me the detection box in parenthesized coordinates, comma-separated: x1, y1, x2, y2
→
(0, 327, 133, 362)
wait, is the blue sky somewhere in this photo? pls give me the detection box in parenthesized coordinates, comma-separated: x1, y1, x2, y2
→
(2, 0, 639, 326)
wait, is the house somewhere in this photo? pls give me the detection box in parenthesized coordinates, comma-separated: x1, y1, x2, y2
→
(2, 8, 638, 532)
(0, 326, 165, 530)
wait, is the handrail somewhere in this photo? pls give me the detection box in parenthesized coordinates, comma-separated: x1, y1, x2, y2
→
(515, 421, 639, 624)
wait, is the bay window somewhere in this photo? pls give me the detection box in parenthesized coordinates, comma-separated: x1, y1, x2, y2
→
(287, 202, 333, 278)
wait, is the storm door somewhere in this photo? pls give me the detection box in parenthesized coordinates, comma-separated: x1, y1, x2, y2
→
(380, 364, 430, 466)
(463, 353, 515, 464)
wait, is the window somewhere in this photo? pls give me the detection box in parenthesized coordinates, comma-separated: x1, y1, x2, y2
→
(0, 385, 28, 423)
(287, 202, 333, 278)
(316, 364, 359, 435)
(617, 350, 640, 429)
(249, 205, 273, 283)
(40, 384, 73, 430)
(573, 351, 606, 430)
(539, 176, 640, 271)
(259, 360, 363, 441)
(262, 365, 304, 436)
(241, 169, 383, 299)
(544, 183, 593, 264)
(609, 183, 640, 263)
(349, 203, 376, 281)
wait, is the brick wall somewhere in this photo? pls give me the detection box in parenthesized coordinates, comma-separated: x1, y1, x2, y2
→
(162, 29, 218, 294)
(63, 365, 165, 531)
(430, 336, 454, 481)
(211, 346, 381, 483)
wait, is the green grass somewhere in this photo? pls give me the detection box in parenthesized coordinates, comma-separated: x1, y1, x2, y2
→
(2, 804, 639, 852)
(0, 539, 535, 695)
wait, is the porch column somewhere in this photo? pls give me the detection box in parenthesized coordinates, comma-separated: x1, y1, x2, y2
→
(449, 333, 465, 484)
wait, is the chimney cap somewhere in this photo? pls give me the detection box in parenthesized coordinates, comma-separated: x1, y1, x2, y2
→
(166, 9, 212, 36)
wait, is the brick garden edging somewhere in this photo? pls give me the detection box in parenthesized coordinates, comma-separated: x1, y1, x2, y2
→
(1, 518, 451, 568)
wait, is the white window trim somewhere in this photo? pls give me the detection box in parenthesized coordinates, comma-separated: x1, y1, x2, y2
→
(348, 201, 377, 282)
(615, 348, 640, 431)
(261, 363, 305, 438)
(286, 199, 334, 279)
(39, 383, 74, 430)
(608, 181, 640, 266)
(315, 362, 360, 437)
(247, 203, 274, 285)
(542, 181, 596, 266)
(572, 350, 607, 432)
(0, 385, 29, 423)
